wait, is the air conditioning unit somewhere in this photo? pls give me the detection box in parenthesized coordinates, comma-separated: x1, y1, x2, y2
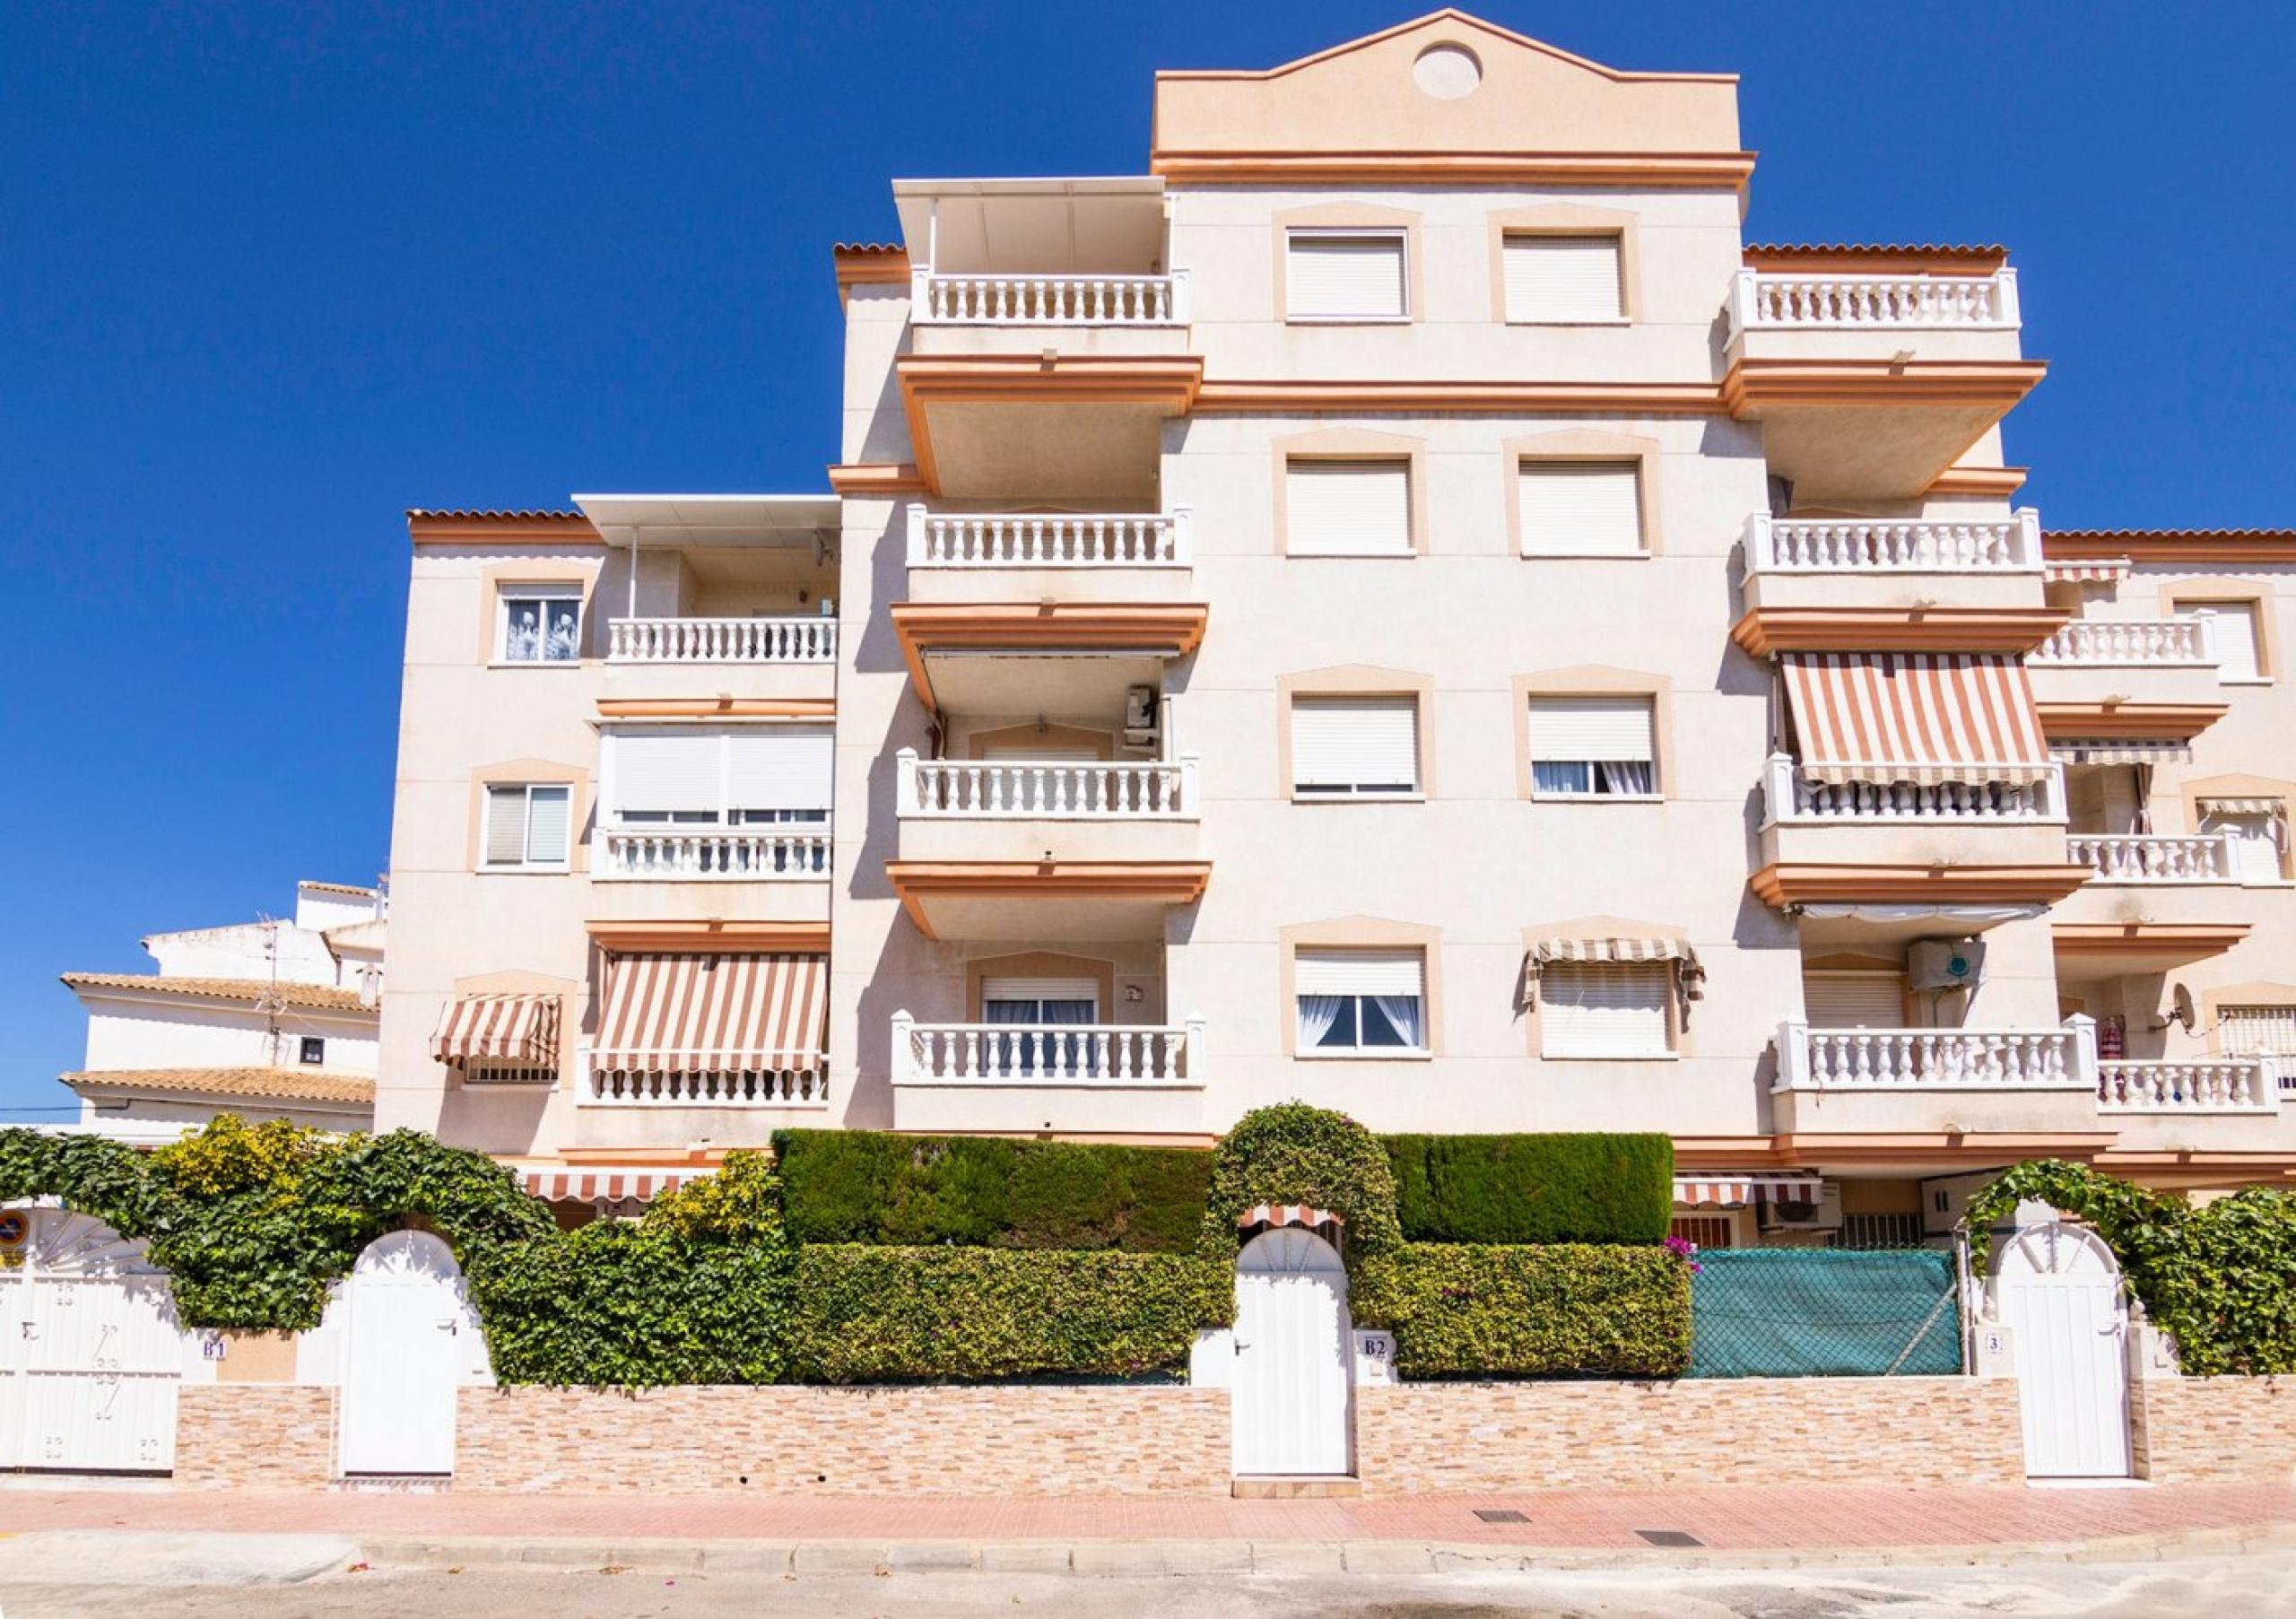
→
(1758, 1182, 1844, 1233)
(1124, 684, 1160, 750)
(1908, 937, 1987, 992)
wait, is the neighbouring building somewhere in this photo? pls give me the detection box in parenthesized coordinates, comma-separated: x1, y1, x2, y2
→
(379, 12, 2296, 1237)
(56, 879, 385, 1139)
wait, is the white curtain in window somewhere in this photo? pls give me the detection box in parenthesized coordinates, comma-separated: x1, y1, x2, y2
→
(1370, 994, 1424, 1048)
(1295, 995, 1345, 1049)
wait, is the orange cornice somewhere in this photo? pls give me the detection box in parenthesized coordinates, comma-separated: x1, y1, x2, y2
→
(833, 243, 909, 290)
(897, 355, 1204, 495)
(1673, 1133, 2118, 1171)
(2051, 922, 2251, 962)
(595, 698, 835, 721)
(1151, 151, 1756, 191)
(1193, 378, 1726, 414)
(1722, 357, 2048, 417)
(1744, 244, 2009, 275)
(826, 463, 928, 496)
(2036, 701, 2229, 742)
(1729, 605, 2070, 657)
(2089, 1150, 2296, 1186)
(2044, 529, 2296, 565)
(1750, 862, 2094, 910)
(583, 918, 831, 954)
(884, 860, 1214, 940)
(1924, 465, 2030, 497)
(406, 510, 600, 545)
(890, 602, 1210, 709)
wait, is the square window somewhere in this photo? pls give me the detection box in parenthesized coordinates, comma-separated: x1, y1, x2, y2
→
(1540, 961, 1673, 1058)
(1528, 697, 1657, 797)
(1285, 231, 1407, 320)
(1295, 948, 1427, 1056)
(1286, 459, 1412, 556)
(1292, 697, 1420, 797)
(499, 584, 582, 663)
(2175, 600, 2266, 682)
(1502, 234, 1624, 322)
(1518, 461, 1644, 556)
(483, 783, 572, 868)
(297, 1036, 326, 1066)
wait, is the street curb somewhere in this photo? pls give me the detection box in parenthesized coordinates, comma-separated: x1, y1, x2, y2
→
(354, 1519, 2296, 1578)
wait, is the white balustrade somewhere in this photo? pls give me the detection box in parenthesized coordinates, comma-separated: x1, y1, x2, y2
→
(585, 1051, 830, 1107)
(1775, 1017, 2095, 1092)
(897, 749, 1196, 819)
(893, 1013, 1205, 1086)
(1745, 510, 2041, 573)
(1764, 753, 2062, 823)
(2066, 833, 2237, 883)
(2031, 614, 2215, 667)
(906, 505, 1191, 568)
(607, 616, 838, 664)
(1730, 267, 2020, 333)
(2096, 1058, 2279, 1114)
(912, 267, 1189, 326)
(594, 828, 831, 880)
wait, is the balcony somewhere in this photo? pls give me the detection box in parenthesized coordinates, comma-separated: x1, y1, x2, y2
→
(592, 826, 832, 883)
(1771, 1016, 2099, 1134)
(2066, 833, 2237, 885)
(890, 1011, 1205, 1135)
(2027, 614, 2224, 709)
(912, 268, 1188, 329)
(903, 505, 1195, 605)
(1760, 753, 2071, 869)
(2096, 1057, 2279, 1115)
(1740, 512, 2046, 613)
(582, 1050, 831, 1109)
(1728, 267, 2021, 352)
(606, 616, 838, 665)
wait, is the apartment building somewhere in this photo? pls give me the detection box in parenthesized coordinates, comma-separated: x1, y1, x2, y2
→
(380, 12, 2296, 1237)
(56, 879, 385, 1139)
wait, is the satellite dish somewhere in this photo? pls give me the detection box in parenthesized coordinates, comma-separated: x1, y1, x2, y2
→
(2170, 983, 2197, 1033)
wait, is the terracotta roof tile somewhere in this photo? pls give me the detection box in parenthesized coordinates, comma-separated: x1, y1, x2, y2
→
(62, 1067, 377, 1106)
(2049, 528, 2296, 542)
(1744, 242, 2009, 257)
(832, 242, 905, 256)
(403, 509, 587, 522)
(59, 973, 371, 1013)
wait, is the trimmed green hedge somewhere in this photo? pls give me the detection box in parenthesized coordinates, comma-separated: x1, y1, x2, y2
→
(787, 1245, 1232, 1381)
(1353, 1242, 1692, 1379)
(772, 1129, 1211, 1253)
(1383, 1132, 1673, 1245)
(1201, 1103, 1403, 1258)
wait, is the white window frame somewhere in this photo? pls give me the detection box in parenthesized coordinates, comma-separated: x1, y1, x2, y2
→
(1283, 228, 1410, 324)
(602, 727, 834, 829)
(1538, 960, 1677, 1060)
(495, 582, 583, 666)
(1293, 948, 1429, 1059)
(1527, 695, 1660, 801)
(481, 782, 573, 872)
(1290, 696, 1422, 800)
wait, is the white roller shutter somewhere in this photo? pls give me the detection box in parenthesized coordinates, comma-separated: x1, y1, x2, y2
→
(2180, 601, 2263, 682)
(1287, 459, 1411, 556)
(523, 786, 570, 863)
(612, 731, 724, 815)
(1541, 962, 1672, 1058)
(2204, 810, 2284, 884)
(727, 727, 833, 811)
(1286, 233, 1406, 318)
(1502, 235, 1623, 322)
(1292, 697, 1419, 791)
(483, 787, 529, 865)
(1294, 949, 1423, 997)
(1528, 697, 1655, 762)
(1804, 973, 1908, 1029)
(2222, 1005, 2296, 1057)
(1518, 462, 1643, 555)
(981, 977, 1099, 1011)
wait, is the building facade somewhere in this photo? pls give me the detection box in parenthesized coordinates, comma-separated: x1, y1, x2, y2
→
(57, 879, 384, 1138)
(380, 13, 2296, 1237)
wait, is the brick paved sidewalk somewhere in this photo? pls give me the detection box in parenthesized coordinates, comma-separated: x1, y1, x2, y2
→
(2, 1480, 2290, 1554)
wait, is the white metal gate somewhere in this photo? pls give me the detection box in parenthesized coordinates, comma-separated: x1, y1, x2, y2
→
(0, 1209, 188, 1473)
(337, 1230, 486, 1475)
(1994, 1221, 2131, 1478)
(1231, 1227, 1352, 1477)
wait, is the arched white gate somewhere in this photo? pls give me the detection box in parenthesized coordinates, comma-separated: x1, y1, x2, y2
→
(1231, 1227, 1352, 1477)
(0, 1209, 193, 1473)
(1993, 1220, 2131, 1479)
(336, 1230, 488, 1475)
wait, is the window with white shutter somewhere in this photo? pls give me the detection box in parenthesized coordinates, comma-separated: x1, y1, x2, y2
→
(1502, 234, 1624, 323)
(1528, 696, 1657, 797)
(1518, 461, 1644, 556)
(1285, 231, 1408, 319)
(2201, 807, 2286, 884)
(1295, 948, 1427, 1054)
(1804, 972, 1909, 1029)
(2177, 600, 2266, 683)
(1286, 459, 1412, 556)
(1540, 962, 1673, 1058)
(608, 727, 833, 824)
(2222, 1005, 2296, 1058)
(482, 783, 571, 869)
(1292, 697, 1420, 796)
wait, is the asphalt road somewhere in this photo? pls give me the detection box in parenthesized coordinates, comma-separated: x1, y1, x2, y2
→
(6, 1554, 2296, 1619)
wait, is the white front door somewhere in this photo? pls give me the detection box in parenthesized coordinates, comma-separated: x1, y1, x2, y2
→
(1231, 1228, 1352, 1477)
(1995, 1223, 2131, 1478)
(339, 1231, 483, 1475)
(0, 1210, 187, 1474)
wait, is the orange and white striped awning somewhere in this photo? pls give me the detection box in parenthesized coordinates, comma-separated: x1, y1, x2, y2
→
(1782, 653, 2053, 786)
(519, 1164, 714, 1205)
(1674, 1174, 1825, 1208)
(2043, 558, 2131, 585)
(595, 953, 826, 1073)
(430, 993, 561, 1066)
(1238, 1203, 1344, 1231)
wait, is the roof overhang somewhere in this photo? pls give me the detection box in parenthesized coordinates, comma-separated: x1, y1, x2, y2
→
(891, 602, 1209, 710)
(892, 177, 1169, 274)
(1743, 244, 2009, 275)
(1723, 358, 2048, 503)
(572, 494, 839, 551)
(1751, 862, 2094, 910)
(1731, 605, 2069, 657)
(886, 859, 1213, 942)
(406, 509, 597, 545)
(2052, 922, 2252, 974)
(896, 354, 1203, 500)
(594, 698, 835, 723)
(2036, 702, 2230, 743)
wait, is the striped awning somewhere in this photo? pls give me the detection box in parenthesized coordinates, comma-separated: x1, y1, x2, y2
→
(1674, 1173, 1825, 1208)
(2050, 738, 2192, 765)
(2043, 558, 2131, 585)
(430, 994, 561, 1066)
(1526, 936, 1705, 1005)
(520, 1164, 714, 1205)
(596, 953, 827, 1073)
(1782, 652, 2053, 786)
(1238, 1203, 1343, 1231)
(2196, 796, 2287, 817)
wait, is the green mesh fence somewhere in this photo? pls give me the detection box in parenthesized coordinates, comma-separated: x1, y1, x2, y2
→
(1689, 1249, 1962, 1378)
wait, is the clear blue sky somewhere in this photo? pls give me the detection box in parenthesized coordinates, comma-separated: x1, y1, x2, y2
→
(4, 3, 2292, 1117)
